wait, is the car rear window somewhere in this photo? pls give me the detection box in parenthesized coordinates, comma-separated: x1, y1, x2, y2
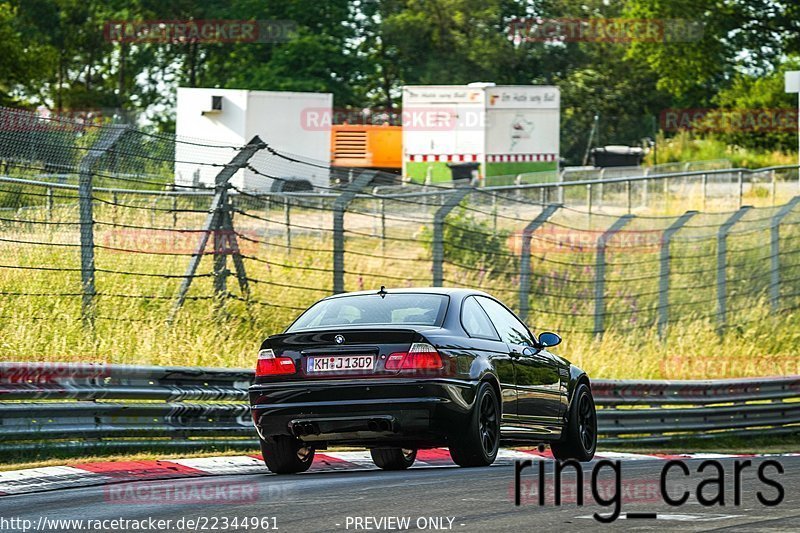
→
(286, 293, 449, 331)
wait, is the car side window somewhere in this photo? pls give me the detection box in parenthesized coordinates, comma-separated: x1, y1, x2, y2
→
(461, 296, 500, 340)
(475, 296, 534, 346)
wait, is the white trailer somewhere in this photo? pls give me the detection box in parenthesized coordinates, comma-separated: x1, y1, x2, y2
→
(402, 84, 560, 184)
(174, 88, 332, 191)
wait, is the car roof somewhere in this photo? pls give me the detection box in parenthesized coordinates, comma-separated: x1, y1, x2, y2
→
(321, 286, 495, 301)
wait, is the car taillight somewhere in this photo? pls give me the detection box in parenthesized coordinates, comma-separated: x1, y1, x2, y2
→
(256, 348, 296, 376)
(385, 342, 443, 370)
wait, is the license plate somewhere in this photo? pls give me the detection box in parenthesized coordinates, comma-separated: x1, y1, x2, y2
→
(307, 355, 375, 373)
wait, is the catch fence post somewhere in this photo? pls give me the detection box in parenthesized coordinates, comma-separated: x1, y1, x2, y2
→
(284, 196, 291, 256)
(332, 171, 375, 294)
(717, 206, 752, 328)
(492, 192, 498, 234)
(171, 136, 266, 317)
(260, 196, 272, 250)
(594, 214, 634, 336)
(212, 182, 230, 298)
(770, 196, 800, 311)
(77, 125, 130, 329)
(519, 204, 561, 322)
(112, 192, 118, 227)
(657, 211, 697, 337)
(432, 187, 472, 287)
(380, 197, 386, 256)
(172, 194, 178, 229)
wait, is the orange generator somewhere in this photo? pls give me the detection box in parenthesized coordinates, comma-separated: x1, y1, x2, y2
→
(330, 124, 402, 174)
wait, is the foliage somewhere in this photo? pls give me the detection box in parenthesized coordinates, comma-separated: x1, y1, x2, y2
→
(643, 130, 796, 168)
(0, 0, 793, 163)
(420, 207, 515, 274)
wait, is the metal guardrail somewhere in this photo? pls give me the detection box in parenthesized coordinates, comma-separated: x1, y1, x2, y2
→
(592, 376, 800, 443)
(0, 363, 797, 453)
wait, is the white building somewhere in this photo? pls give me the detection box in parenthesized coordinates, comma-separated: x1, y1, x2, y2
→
(174, 88, 333, 191)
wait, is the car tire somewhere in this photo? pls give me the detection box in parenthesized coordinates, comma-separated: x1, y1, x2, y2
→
(370, 448, 417, 470)
(449, 381, 500, 467)
(551, 383, 597, 462)
(259, 436, 315, 474)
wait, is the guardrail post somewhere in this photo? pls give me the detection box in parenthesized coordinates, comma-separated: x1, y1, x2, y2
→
(664, 178, 670, 213)
(586, 183, 592, 215)
(771, 170, 777, 206)
(770, 196, 800, 311)
(78, 125, 130, 329)
(626, 180, 632, 214)
(658, 210, 697, 337)
(594, 214, 634, 335)
(701, 173, 708, 211)
(717, 206, 752, 327)
(432, 187, 472, 287)
(597, 175, 604, 208)
(737, 170, 744, 208)
(172, 136, 266, 317)
(333, 171, 375, 293)
(46, 187, 53, 221)
(519, 204, 561, 321)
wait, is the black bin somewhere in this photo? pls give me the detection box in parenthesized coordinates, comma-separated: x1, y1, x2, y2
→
(590, 146, 645, 168)
(447, 162, 480, 183)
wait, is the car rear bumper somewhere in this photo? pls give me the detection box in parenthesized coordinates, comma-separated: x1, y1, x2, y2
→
(249, 378, 477, 447)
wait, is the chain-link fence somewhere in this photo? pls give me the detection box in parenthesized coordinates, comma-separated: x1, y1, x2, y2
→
(1, 107, 799, 362)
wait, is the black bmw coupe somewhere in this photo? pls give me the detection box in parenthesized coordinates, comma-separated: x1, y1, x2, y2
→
(249, 287, 597, 474)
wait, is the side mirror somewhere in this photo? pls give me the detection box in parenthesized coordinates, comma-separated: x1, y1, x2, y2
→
(537, 332, 561, 348)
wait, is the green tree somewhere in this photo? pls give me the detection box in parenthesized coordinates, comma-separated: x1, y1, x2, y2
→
(711, 59, 800, 152)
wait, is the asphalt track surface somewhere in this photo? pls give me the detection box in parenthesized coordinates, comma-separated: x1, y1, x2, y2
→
(0, 456, 797, 532)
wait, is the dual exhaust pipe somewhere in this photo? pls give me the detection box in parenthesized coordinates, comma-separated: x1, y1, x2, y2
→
(293, 421, 320, 436)
(367, 418, 393, 432)
(292, 418, 395, 437)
